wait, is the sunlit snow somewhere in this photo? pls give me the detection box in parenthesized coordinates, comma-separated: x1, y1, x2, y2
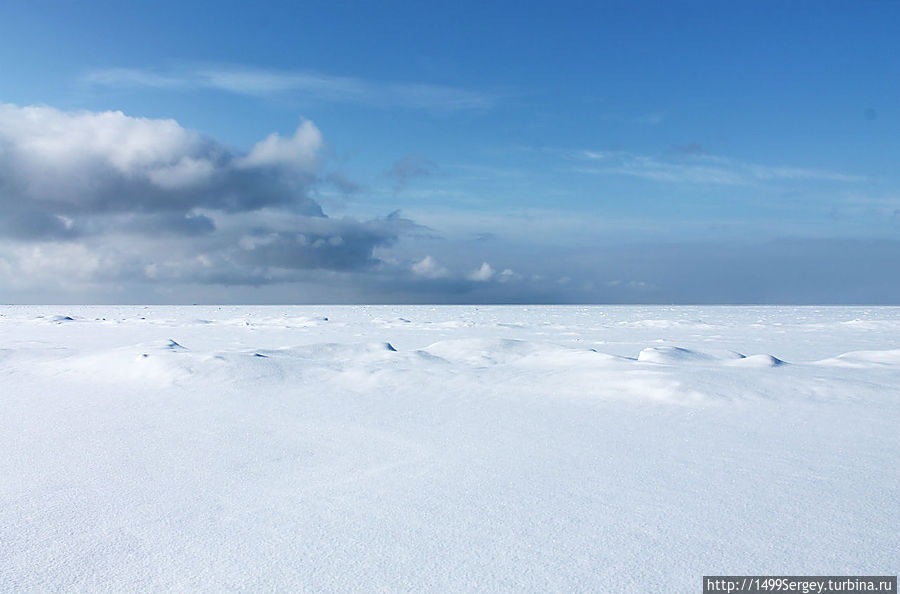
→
(2, 306, 897, 591)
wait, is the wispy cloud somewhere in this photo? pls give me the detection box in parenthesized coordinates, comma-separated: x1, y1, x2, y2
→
(84, 65, 496, 111)
(576, 150, 865, 186)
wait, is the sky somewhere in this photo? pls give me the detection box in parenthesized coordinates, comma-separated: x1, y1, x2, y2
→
(1, 0, 898, 304)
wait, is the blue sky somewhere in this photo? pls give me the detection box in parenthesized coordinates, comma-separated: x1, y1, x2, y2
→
(1, 1, 898, 303)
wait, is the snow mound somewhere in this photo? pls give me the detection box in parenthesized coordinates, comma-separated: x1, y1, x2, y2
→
(839, 319, 892, 330)
(816, 349, 900, 367)
(418, 339, 634, 376)
(430, 320, 474, 328)
(422, 338, 568, 366)
(56, 349, 193, 387)
(258, 341, 400, 362)
(725, 354, 786, 368)
(423, 338, 532, 362)
(279, 315, 329, 328)
(221, 315, 330, 329)
(47, 315, 76, 323)
(371, 316, 414, 327)
(637, 346, 744, 364)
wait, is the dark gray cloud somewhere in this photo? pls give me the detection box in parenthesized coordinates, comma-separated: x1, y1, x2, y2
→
(232, 215, 416, 273)
(0, 203, 79, 240)
(120, 212, 217, 236)
(386, 154, 437, 191)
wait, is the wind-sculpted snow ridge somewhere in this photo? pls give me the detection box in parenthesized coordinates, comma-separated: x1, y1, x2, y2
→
(637, 345, 747, 363)
(726, 353, 786, 367)
(37, 314, 78, 324)
(1, 305, 899, 592)
(815, 348, 900, 367)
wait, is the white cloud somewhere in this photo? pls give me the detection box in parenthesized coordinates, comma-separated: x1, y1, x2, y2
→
(0, 242, 104, 291)
(0, 101, 326, 218)
(0, 102, 421, 294)
(468, 262, 495, 281)
(0, 103, 210, 202)
(238, 120, 322, 170)
(411, 255, 449, 279)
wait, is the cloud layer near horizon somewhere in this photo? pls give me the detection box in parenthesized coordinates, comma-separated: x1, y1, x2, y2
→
(3, 102, 898, 304)
(0, 102, 420, 292)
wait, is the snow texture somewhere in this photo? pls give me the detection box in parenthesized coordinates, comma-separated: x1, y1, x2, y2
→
(1, 306, 898, 591)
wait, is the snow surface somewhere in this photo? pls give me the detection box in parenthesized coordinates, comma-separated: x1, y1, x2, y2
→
(1, 306, 898, 592)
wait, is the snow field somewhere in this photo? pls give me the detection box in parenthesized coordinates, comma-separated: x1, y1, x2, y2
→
(1, 306, 898, 591)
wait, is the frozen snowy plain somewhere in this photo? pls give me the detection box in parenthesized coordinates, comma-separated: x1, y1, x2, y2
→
(1, 305, 898, 592)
